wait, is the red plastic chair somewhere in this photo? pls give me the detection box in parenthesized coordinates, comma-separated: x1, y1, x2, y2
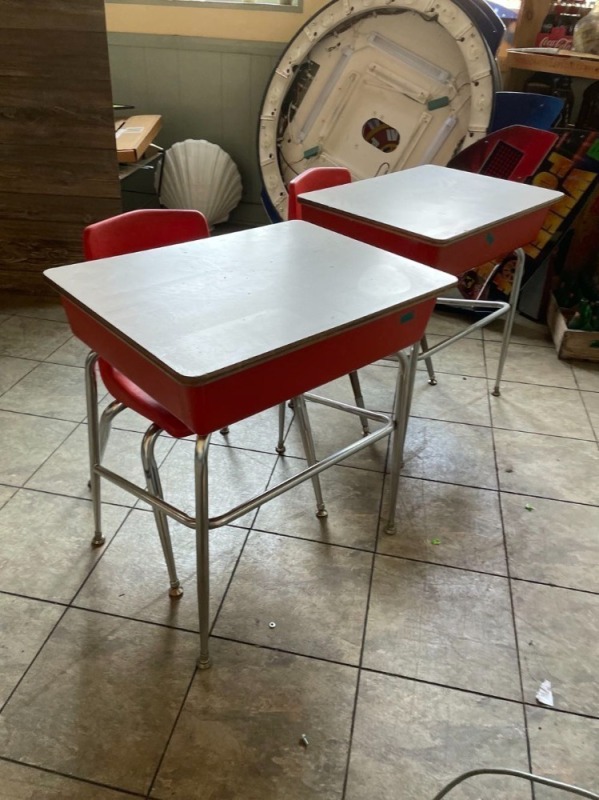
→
(281, 168, 370, 452)
(84, 208, 210, 598)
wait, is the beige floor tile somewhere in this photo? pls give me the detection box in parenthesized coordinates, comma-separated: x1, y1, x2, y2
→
(0, 760, 136, 800)
(214, 531, 372, 664)
(379, 478, 506, 574)
(0, 410, 75, 487)
(417, 334, 487, 379)
(152, 638, 356, 800)
(0, 608, 198, 794)
(345, 673, 530, 800)
(0, 316, 71, 360)
(0, 489, 128, 602)
(44, 334, 90, 368)
(0, 356, 37, 396)
(572, 361, 599, 392)
(75, 510, 246, 630)
(0, 362, 91, 423)
(283, 403, 389, 473)
(158, 439, 278, 528)
(26, 423, 173, 506)
(513, 581, 599, 717)
(484, 314, 553, 347)
(0, 313, 12, 325)
(411, 374, 492, 426)
(490, 383, 594, 440)
(425, 309, 484, 339)
(502, 494, 599, 592)
(364, 557, 520, 699)
(0, 485, 16, 510)
(254, 460, 384, 550)
(210, 404, 287, 454)
(310, 364, 398, 415)
(0, 595, 64, 707)
(485, 341, 577, 389)
(527, 707, 599, 800)
(494, 429, 599, 505)
(401, 417, 498, 490)
(582, 390, 599, 440)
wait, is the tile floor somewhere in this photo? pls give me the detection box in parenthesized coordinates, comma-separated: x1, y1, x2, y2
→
(0, 294, 598, 800)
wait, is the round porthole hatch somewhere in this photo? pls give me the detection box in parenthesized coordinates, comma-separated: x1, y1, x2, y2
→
(258, 0, 501, 221)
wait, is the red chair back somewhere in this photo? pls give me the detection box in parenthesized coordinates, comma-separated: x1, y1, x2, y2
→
(448, 125, 558, 184)
(83, 208, 210, 261)
(287, 167, 352, 220)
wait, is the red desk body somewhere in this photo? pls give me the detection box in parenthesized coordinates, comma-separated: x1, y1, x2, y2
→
(298, 165, 562, 274)
(46, 221, 456, 435)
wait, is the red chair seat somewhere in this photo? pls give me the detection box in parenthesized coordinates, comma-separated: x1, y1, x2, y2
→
(98, 359, 193, 439)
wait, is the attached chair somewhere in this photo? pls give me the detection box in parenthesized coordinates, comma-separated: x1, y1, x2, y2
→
(83, 209, 211, 598)
(277, 168, 370, 453)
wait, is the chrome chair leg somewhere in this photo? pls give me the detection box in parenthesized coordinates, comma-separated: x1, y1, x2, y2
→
(99, 399, 126, 462)
(141, 424, 183, 598)
(85, 351, 104, 547)
(293, 394, 328, 519)
(492, 247, 525, 397)
(348, 370, 370, 435)
(420, 335, 437, 386)
(276, 402, 286, 454)
(195, 434, 212, 670)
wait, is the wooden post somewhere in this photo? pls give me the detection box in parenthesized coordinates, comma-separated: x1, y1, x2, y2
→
(0, 0, 121, 294)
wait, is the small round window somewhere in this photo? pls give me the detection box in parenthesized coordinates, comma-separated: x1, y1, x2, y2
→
(362, 118, 400, 153)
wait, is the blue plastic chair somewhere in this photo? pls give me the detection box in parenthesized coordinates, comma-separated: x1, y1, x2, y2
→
(490, 92, 565, 132)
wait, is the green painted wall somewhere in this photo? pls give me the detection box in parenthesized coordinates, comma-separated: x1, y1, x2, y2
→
(108, 32, 285, 224)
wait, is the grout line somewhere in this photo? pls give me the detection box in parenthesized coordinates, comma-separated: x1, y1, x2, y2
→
(0, 755, 146, 798)
(340, 436, 389, 800)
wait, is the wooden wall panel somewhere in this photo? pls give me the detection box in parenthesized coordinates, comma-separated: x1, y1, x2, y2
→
(0, 0, 121, 295)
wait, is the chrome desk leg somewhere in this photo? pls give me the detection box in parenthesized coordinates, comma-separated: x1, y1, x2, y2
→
(195, 434, 212, 670)
(141, 424, 183, 598)
(420, 335, 437, 386)
(492, 247, 525, 397)
(276, 402, 286, 454)
(349, 371, 370, 435)
(293, 394, 328, 518)
(385, 350, 411, 534)
(85, 352, 104, 547)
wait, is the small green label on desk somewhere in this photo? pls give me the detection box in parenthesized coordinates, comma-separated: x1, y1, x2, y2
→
(486, 232, 495, 245)
(400, 311, 414, 324)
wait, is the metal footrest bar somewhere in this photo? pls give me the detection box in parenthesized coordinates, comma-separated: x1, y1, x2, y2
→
(93, 411, 394, 531)
(432, 768, 599, 800)
(416, 300, 508, 362)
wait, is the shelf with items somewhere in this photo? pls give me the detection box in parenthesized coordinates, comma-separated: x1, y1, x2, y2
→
(506, 48, 599, 79)
(506, 0, 599, 87)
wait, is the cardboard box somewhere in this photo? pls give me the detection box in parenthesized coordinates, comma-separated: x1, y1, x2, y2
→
(547, 294, 599, 361)
(115, 115, 162, 163)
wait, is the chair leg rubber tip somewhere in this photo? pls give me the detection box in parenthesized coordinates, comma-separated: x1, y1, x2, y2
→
(169, 586, 184, 598)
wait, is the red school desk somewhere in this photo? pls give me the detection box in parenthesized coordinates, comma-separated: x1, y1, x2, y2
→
(298, 165, 562, 396)
(45, 220, 455, 667)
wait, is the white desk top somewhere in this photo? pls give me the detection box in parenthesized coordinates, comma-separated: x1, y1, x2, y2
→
(299, 165, 563, 245)
(45, 221, 455, 385)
